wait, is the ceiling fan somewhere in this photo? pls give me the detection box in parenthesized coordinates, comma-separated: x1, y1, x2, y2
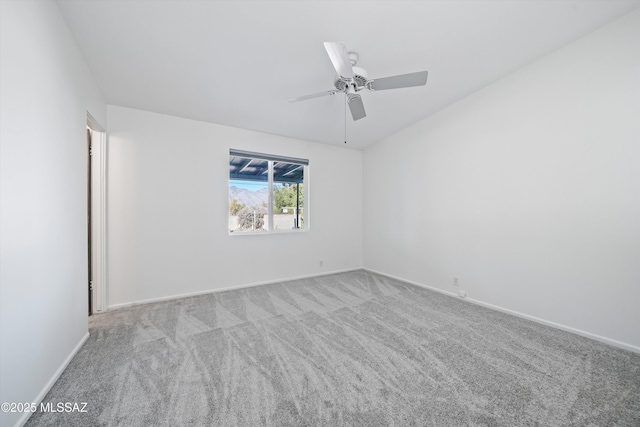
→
(288, 42, 429, 121)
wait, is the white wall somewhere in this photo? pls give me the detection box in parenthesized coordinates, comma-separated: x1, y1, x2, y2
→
(363, 9, 640, 350)
(0, 1, 106, 426)
(107, 106, 362, 307)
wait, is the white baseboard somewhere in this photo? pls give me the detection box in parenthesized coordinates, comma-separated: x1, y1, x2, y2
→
(463, 296, 640, 354)
(15, 332, 90, 427)
(107, 266, 639, 353)
(364, 267, 460, 299)
(363, 268, 640, 354)
(107, 268, 361, 311)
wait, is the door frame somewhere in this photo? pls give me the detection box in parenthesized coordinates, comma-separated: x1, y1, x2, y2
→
(87, 112, 107, 313)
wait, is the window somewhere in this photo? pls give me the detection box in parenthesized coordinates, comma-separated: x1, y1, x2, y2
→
(229, 150, 307, 234)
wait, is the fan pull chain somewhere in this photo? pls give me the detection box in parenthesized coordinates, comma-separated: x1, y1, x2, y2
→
(344, 95, 347, 144)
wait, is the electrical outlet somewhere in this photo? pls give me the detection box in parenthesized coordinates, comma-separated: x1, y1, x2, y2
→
(458, 290, 466, 298)
(453, 277, 459, 286)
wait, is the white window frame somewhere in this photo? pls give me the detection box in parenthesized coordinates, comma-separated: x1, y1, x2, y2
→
(229, 149, 308, 235)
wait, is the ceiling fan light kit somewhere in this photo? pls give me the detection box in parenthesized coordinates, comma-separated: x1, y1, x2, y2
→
(289, 41, 429, 122)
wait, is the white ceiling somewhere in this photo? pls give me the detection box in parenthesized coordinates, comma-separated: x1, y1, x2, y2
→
(57, 0, 640, 150)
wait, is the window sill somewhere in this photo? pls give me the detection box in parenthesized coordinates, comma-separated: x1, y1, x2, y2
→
(228, 228, 308, 236)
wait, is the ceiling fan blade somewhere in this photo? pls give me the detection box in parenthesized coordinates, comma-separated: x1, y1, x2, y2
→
(287, 90, 340, 102)
(324, 42, 353, 79)
(347, 94, 366, 121)
(369, 70, 428, 91)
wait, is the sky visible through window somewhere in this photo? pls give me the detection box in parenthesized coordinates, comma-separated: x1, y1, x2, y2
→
(230, 180, 267, 191)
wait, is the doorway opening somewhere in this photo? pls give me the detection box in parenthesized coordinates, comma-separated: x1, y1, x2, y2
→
(87, 113, 106, 315)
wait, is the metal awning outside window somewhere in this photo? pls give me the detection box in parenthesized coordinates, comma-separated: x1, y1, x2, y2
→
(229, 150, 306, 183)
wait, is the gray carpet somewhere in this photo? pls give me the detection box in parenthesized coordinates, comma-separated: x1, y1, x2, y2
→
(27, 270, 640, 426)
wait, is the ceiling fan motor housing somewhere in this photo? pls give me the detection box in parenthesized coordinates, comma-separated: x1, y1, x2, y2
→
(334, 66, 369, 91)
